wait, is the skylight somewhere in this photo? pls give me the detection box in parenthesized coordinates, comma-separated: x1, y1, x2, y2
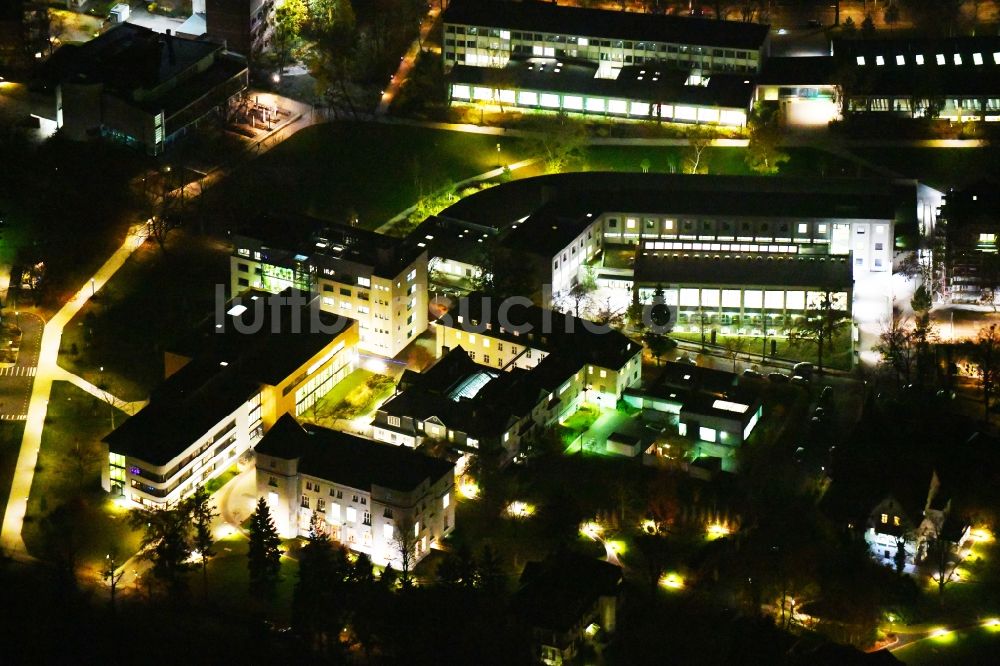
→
(954, 53, 963, 65)
(974, 52, 984, 65)
(712, 399, 749, 414)
(896, 55, 905, 65)
(915, 54, 924, 65)
(936, 54, 945, 65)
(227, 304, 247, 316)
(875, 55, 885, 66)
(856, 56, 865, 65)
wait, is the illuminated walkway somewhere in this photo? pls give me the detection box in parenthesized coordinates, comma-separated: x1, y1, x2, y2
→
(0, 224, 147, 556)
(51, 366, 148, 415)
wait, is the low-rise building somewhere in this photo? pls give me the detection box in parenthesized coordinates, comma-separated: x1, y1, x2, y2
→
(231, 216, 429, 358)
(255, 414, 455, 568)
(32, 23, 247, 154)
(513, 552, 624, 666)
(442, 0, 769, 125)
(102, 290, 358, 508)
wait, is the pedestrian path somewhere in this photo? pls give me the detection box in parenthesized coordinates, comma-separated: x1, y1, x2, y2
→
(0, 367, 36, 377)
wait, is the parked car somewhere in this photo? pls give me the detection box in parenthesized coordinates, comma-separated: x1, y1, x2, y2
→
(793, 362, 814, 379)
(820, 385, 834, 402)
(743, 369, 764, 379)
(806, 19, 822, 28)
(768, 373, 790, 383)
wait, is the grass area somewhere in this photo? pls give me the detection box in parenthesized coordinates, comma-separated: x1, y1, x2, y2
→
(301, 369, 395, 426)
(892, 625, 1000, 665)
(204, 121, 539, 232)
(581, 146, 871, 179)
(203, 533, 300, 624)
(670, 327, 854, 372)
(204, 465, 239, 495)
(558, 404, 601, 447)
(57, 230, 231, 401)
(0, 421, 25, 524)
(21, 381, 139, 569)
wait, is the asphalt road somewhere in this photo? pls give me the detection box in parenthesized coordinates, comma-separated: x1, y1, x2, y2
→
(0, 311, 43, 421)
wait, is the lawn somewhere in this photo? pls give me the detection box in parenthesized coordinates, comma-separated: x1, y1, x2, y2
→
(203, 533, 300, 624)
(581, 146, 871, 179)
(203, 121, 540, 233)
(57, 230, 231, 401)
(670, 327, 854, 372)
(300, 369, 396, 427)
(21, 382, 139, 569)
(892, 625, 1000, 665)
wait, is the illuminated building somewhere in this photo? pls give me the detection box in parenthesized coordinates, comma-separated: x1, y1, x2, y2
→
(255, 415, 455, 567)
(231, 216, 428, 358)
(442, 0, 769, 126)
(102, 290, 359, 508)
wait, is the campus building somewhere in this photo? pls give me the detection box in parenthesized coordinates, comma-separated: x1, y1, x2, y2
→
(430, 173, 912, 335)
(370, 294, 642, 465)
(102, 290, 359, 508)
(936, 181, 1000, 304)
(32, 23, 248, 154)
(255, 414, 455, 568)
(756, 35, 1000, 124)
(442, 0, 768, 126)
(205, 0, 274, 58)
(231, 217, 429, 358)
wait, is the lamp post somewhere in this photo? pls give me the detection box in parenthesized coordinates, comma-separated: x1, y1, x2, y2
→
(90, 277, 96, 297)
(496, 142, 501, 167)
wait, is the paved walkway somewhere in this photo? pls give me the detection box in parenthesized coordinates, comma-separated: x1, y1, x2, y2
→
(51, 366, 147, 415)
(0, 224, 147, 556)
(376, 6, 441, 115)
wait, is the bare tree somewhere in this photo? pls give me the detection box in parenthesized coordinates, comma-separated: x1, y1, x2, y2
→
(683, 126, 713, 174)
(392, 516, 419, 589)
(102, 548, 127, 613)
(968, 323, 1000, 421)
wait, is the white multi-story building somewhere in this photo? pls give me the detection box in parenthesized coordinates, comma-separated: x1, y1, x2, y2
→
(255, 415, 455, 568)
(231, 219, 428, 358)
(102, 290, 359, 508)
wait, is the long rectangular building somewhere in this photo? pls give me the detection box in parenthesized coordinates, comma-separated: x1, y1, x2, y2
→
(102, 290, 359, 508)
(442, 0, 769, 126)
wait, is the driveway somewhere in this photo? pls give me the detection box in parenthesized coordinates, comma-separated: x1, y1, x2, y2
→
(0, 311, 43, 421)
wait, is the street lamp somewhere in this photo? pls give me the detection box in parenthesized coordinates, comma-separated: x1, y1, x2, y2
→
(496, 142, 501, 167)
(90, 277, 96, 297)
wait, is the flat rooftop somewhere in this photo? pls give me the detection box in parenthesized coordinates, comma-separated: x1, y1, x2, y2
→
(444, 0, 770, 51)
(450, 59, 755, 109)
(441, 173, 914, 231)
(256, 415, 454, 492)
(635, 251, 853, 288)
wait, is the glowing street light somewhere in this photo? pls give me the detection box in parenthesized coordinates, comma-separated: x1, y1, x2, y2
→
(660, 572, 684, 590)
(706, 523, 731, 539)
(506, 500, 535, 518)
(459, 480, 479, 499)
(580, 521, 603, 540)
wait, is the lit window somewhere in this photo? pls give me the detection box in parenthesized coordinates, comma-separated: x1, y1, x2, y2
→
(915, 54, 924, 65)
(443, 493, 450, 509)
(358, 276, 370, 287)
(817, 224, 827, 234)
(974, 52, 984, 65)
(875, 55, 884, 66)
(414, 522, 420, 538)
(449, 85, 469, 100)
(600, 369, 607, 378)
(626, 218, 637, 229)
(699, 427, 717, 442)
(954, 53, 962, 65)
(936, 54, 946, 65)
(383, 524, 393, 541)
(856, 56, 865, 66)
(797, 223, 808, 233)
(893, 516, 900, 526)
(896, 55, 905, 66)
(388, 416, 400, 427)
(994, 52, 1000, 64)
(500, 30, 510, 40)
(881, 513, 888, 524)
(483, 339, 490, 348)
(346, 507, 357, 523)
(579, 38, 588, 46)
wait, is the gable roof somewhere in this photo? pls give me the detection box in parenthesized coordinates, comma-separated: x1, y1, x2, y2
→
(514, 551, 623, 633)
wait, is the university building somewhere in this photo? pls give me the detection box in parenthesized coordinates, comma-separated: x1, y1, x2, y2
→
(102, 290, 359, 508)
(427, 173, 913, 336)
(231, 217, 428, 358)
(936, 180, 1000, 304)
(32, 23, 248, 154)
(442, 0, 769, 126)
(255, 415, 455, 568)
